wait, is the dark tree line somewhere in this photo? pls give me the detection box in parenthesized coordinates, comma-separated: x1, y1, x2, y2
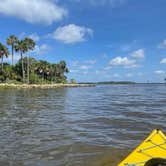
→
(0, 35, 69, 84)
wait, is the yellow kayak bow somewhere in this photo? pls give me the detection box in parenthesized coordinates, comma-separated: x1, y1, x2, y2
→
(118, 129, 166, 166)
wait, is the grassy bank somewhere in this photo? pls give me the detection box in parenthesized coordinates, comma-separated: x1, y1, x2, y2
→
(0, 83, 96, 89)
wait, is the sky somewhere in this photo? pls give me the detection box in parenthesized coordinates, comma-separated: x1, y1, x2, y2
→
(0, 0, 166, 83)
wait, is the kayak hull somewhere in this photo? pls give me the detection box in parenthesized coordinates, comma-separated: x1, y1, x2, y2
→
(118, 129, 166, 166)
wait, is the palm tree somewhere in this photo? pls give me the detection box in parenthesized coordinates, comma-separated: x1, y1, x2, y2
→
(14, 40, 27, 82)
(6, 35, 18, 66)
(0, 43, 9, 72)
(54, 61, 69, 83)
(35, 60, 49, 83)
(24, 38, 35, 84)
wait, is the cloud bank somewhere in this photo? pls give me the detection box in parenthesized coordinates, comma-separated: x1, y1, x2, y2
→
(130, 49, 145, 59)
(0, 0, 67, 25)
(53, 24, 93, 44)
(109, 57, 137, 68)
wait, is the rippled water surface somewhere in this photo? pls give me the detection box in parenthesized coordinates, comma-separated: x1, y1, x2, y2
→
(0, 84, 166, 166)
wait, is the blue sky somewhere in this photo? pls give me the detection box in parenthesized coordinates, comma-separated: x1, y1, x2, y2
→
(0, 0, 166, 82)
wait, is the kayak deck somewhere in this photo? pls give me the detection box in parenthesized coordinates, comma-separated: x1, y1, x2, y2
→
(118, 129, 166, 166)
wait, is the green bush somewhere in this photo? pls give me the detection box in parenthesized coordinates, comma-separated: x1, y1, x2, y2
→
(70, 79, 76, 84)
(29, 73, 42, 84)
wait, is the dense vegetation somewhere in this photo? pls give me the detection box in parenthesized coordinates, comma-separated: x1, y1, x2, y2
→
(0, 35, 69, 84)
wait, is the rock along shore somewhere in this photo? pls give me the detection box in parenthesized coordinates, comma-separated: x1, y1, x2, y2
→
(0, 83, 96, 89)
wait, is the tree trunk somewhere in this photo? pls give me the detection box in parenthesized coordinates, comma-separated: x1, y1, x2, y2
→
(21, 52, 25, 83)
(12, 45, 14, 66)
(1, 56, 3, 72)
(42, 72, 44, 84)
(27, 55, 30, 84)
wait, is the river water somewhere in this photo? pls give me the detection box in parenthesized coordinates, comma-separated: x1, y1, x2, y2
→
(0, 84, 166, 166)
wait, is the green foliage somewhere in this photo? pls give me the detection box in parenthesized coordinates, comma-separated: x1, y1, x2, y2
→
(0, 57, 69, 84)
(0, 43, 9, 72)
(0, 43, 9, 59)
(6, 35, 18, 66)
(0, 64, 21, 83)
(6, 35, 18, 47)
(0, 35, 70, 84)
(29, 73, 42, 84)
(0, 73, 5, 82)
(70, 78, 76, 84)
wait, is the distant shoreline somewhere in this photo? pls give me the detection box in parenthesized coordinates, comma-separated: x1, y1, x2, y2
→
(0, 82, 165, 89)
(80, 82, 166, 85)
(0, 83, 96, 89)
(95, 81, 165, 85)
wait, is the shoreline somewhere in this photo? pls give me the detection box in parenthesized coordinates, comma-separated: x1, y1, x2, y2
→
(0, 83, 96, 89)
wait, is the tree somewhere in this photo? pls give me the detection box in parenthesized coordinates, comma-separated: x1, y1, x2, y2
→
(54, 61, 69, 83)
(0, 43, 9, 72)
(14, 40, 27, 82)
(0, 35, 70, 84)
(70, 78, 76, 84)
(24, 38, 35, 84)
(35, 60, 50, 83)
(6, 35, 18, 66)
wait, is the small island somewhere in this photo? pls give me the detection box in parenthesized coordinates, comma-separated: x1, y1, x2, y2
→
(0, 35, 95, 88)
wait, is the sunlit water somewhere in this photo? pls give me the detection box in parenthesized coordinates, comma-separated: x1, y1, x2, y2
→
(0, 84, 166, 166)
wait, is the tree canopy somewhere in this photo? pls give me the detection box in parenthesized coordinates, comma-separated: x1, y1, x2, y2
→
(0, 35, 69, 84)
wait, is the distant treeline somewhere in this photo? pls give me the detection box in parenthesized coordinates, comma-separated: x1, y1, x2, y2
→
(0, 35, 69, 84)
(97, 81, 136, 84)
(78, 81, 136, 85)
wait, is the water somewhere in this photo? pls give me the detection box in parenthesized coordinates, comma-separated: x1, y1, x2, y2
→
(0, 84, 166, 166)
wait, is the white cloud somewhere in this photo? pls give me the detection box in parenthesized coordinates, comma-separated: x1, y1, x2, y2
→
(34, 44, 50, 54)
(119, 40, 137, 52)
(4, 54, 20, 64)
(130, 49, 145, 59)
(19, 32, 26, 39)
(71, 60, 96, 67)
(160, 58, 166, 64)
(158, 39, 166, 49)
(70, 69, 80, 73)
(71, 61, 79, 67)
(28, 33, 40, 42)
(70, 59, 95, 74)
(79, 65, 91, 70)
(154, 70, 165, 75)
(0, 0, 67, 25)
(84, 60, 96, 65)
(109, 56, 137, 68)
(53, 24, 93, 44)
(19, 32, 40, 42)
